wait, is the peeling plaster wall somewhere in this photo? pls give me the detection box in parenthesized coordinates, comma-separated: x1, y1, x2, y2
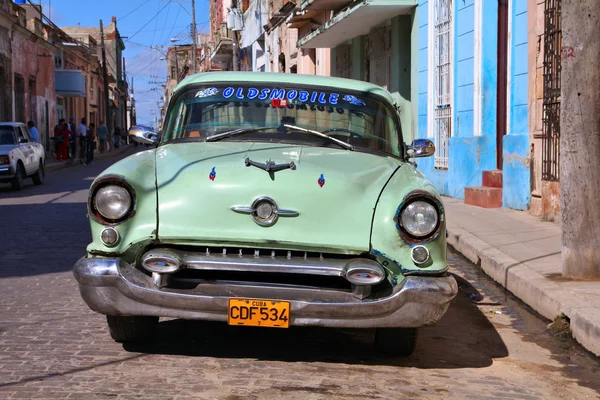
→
(416, 0, 529, 211)
(528, 0, 560, 221)
(11, 32, 56, 149)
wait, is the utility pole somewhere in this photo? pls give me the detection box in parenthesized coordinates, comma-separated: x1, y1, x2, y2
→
(232, 0, 239, 71)
(560, 1, 600, 278)
(123, 58, 128, 132)
(130, 77, 135, 127)
(100, 19, 112, 135)
(191, 0, 198, 73)
(175, 49, 180, 83)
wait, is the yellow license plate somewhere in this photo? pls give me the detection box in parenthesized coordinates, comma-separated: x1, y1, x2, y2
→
(227, 298, 290, 328)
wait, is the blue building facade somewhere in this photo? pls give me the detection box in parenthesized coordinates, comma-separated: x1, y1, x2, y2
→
(415, 0, 530, 210)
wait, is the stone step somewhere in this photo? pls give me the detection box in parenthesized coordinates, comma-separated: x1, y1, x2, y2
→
(464, 186, 503, 208)
(482, 170, 503, 188)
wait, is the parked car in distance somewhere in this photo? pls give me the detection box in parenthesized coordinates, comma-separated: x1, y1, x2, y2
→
(0, 122, 45, 190)
(73, 72, 458, 356)
(128, 125, 158, 146)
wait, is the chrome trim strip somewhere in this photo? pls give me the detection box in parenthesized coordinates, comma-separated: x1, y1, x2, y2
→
(231, 206, 255, 214)
(274, 209, 299, 217)
(144, 248, 382, 278)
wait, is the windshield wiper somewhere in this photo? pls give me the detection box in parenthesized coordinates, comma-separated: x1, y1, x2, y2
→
(204, 127, 273, 142)
(205, 124, 354, 150)
(283, 124, 354, 151)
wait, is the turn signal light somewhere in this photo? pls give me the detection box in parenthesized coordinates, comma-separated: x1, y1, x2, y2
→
(0, 155, 8, 165)
(344, 261, 385, 286)
(141, 250, 182, 273)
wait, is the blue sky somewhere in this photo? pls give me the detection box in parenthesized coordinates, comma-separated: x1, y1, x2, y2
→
(41, 0, 211, 127)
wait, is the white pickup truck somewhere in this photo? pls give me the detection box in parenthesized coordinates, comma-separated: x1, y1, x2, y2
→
(0, 122, 45, 190)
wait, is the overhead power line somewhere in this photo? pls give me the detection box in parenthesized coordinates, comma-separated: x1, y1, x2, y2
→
(125, 0, 172, 43)
(118, 0, 153, 22)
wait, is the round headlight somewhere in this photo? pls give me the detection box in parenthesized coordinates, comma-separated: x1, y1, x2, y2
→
(95, 185, 132, 221)
(400, 200, 439, 237)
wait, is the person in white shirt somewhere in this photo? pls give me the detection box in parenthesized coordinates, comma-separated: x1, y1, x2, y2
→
(77, 118, 88, 164)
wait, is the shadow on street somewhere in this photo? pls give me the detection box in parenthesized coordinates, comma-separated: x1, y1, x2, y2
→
(123, 275, 509, 369)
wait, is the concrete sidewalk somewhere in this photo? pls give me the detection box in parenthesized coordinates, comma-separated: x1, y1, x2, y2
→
(444, 197, 600, 357)
(45, 144, 133, 173)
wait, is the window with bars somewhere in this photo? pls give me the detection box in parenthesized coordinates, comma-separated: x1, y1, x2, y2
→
(335, 45, 352, 79)
(433, 0, 452, 169)
(542, 0, 561, 181)
(368, 27, 391, 90)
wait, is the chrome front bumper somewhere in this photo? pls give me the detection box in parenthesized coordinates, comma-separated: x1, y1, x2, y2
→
(73, 257, 458, 328)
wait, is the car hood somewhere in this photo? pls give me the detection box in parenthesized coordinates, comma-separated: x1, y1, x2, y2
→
(155, 142, 404, 253)
(0, 144, 17, 152)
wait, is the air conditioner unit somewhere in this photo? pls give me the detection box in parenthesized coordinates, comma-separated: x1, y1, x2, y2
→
(227, 8, 243, 31)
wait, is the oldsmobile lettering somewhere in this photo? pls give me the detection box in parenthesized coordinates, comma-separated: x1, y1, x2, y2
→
(222, 86, 343, 105)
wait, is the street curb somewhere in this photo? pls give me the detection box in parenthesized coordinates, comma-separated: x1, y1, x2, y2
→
(447, 223, 600, 357)
(45, 145, 133, 173)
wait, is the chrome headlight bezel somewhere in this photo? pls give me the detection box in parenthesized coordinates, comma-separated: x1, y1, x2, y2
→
(88, 175, 136, 225)
(395, 191, 444, 243)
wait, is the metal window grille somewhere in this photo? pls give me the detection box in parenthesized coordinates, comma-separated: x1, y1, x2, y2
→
(433, 0, 452, 169)
(335, 45, 352, 79)
(542, 0, 561, 181)
(368, 27, 391, 90)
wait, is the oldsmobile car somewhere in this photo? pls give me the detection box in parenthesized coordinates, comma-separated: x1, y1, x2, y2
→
(73, 72, 458, 356)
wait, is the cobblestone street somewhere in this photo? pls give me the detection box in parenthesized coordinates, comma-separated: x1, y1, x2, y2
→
(0, 150, 599, 400)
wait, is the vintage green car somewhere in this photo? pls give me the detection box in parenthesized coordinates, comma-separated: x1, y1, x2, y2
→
(73, 72, 457, 356)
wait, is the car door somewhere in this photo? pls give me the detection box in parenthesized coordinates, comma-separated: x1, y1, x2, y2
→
(16, 126, 35, 174)
(23, 126, 44, 166)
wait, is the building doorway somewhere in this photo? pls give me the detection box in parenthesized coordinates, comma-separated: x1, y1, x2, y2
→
(14, 74, 25, 123)
(496, 0, 509, 169)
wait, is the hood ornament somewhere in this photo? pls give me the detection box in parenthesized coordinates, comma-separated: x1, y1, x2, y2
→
(245, 157, 296, 179)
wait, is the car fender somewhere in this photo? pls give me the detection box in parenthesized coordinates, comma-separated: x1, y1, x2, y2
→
(86, 149, 158, 260)
(370, 163, 447, 278)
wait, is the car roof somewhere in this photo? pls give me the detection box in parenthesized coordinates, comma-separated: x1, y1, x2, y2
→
(174, 72, 396, 104)
(0, 122, 25, 127)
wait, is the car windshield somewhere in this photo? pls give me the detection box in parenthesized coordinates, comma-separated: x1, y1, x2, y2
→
(134, 125, 153, 131)
(0, 126, 15, 145)
(162, 84, 402, 157)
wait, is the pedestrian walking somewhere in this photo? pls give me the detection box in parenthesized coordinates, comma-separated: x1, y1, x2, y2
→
(113, 126, 121, 148)
(54, 119, 70, 161)
(68, 117, 77, 161)
(27, 121, 39, 143)
(97, 120, 108, 153)
(77, 117, 88, 165)
(87, 123, 96, 164)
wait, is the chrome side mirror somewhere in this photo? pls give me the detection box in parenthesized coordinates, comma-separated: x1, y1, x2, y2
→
(139, 132, 159, 145)
(407, 139, 435, 158)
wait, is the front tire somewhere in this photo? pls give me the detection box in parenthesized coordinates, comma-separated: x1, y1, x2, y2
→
(106, 315, 159, 343)
(10, 163, 25, 190)
(374, 328, 418, 356)
(32, 161, 44, 185)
